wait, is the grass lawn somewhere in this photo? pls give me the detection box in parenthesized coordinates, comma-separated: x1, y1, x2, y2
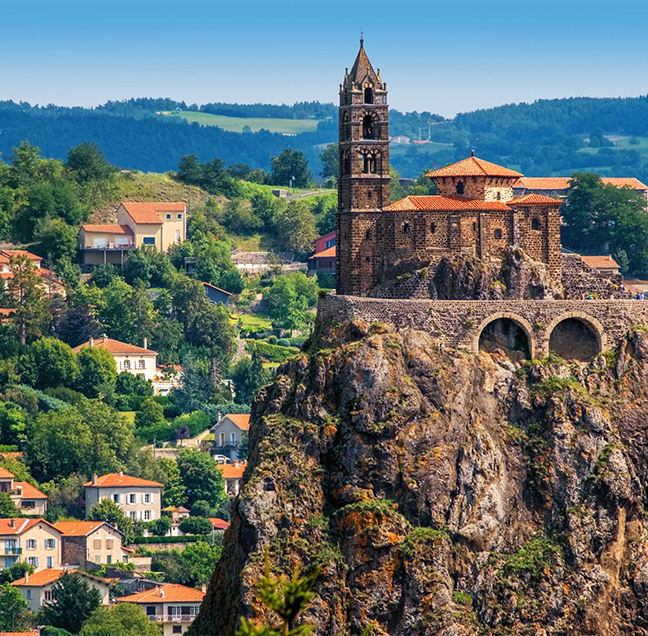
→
(233, 312, 273, 330)
(263, 362, 280, 369)
(160, 111, 322, 134)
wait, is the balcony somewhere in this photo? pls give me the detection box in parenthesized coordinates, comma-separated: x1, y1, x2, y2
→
(148, 615, 197, 623)
(5, 547, 22, 555)
(82, 243, 135, 251)
(214, 441, 239, 449)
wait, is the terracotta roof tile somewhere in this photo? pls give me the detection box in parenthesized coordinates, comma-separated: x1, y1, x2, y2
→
(427, 156, 522, 178)
(81, 224, 133, 235)
(73, 337, 157, 355)
(385, 195, 511, 212)
(0, 518, 58, 536)
(508, 194, 563, 206)
(217, 463, 246, 479)
(201, 282, 232, 295)
(84, 473, 163, 488)
(11, 569, 73, 587)
(121, 202, 186, 225)
(0, 468, 14, 479)
(581, 255, 620, 270)
(311, 246, 336, 259)
(55, 521, 117, 536)
(208, 517, 230, 530)
(222, 414, 250, 431)
(13, 482, 48, 499)
(516, 176, 648, 191)
(116, 583, 205, 604)
(0, 250, 41, 261)
(0, 631, 40, 636)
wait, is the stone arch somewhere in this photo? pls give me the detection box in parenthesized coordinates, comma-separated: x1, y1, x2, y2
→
(546, 312, 605, 361)
(475, 312, 534, 360)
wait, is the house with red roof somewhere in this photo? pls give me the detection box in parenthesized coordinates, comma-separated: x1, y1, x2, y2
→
(216, 461, 246, 496)
(12, 569, 110, 612)
(84, 471, 163, 522)
(54, 520, 124, 567)
(0, 518, 62, 571)
(210, 413, 250, 462)
(116, 583, 205, 636)
(78, 201, 186, 266)
(0, 468, 48, 516)
(513, 176, 648, 202)
(0, 249, 64, 296)
(308, 231, 337, 277)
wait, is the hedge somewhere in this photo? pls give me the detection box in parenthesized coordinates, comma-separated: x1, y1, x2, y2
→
(131, 534, 211, 545)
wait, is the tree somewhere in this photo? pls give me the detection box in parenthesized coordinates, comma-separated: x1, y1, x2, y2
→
(238, 431, 250, 460)
(236, 549, 321, 636)
(0, 581, 31, 632)
(0, 561, 34, 584)
(231, 353, 271, 405)
(76, 346, 117, 398)
(135, 399, 166, 429)
(273, 200, 318, 255)
(270, 148, 312, 188)
(66, 142, 116, 185)
(0, 492, 19, 517)
(177, 449, 228, 509)
(172, 354, 213, 413)
(25, 400, 133, 482)
(190, 500, 213, 518)
(149, 515, 171, 537)
(5, 254, 49, 345)
(40, 572, 102, 634)
(178, 516, 213, 535)
(159, 458, 186, 508)
(264, 273, 319, 331)
(34, 217, 78, 266)
(87, 498, 134, 543)
(21, 337, 79, 389)
(40, 474, 86, 519)
(177, 540, 222, 586)
(79, 601, 162, 636)
(177, 154, 204, 186)
(115, 371, 153, 396)
(53, 305, 101, 348)
(319, 143, 338, 180)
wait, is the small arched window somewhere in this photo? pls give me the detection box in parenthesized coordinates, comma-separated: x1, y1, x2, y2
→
(472, 222, 476, 232)
(364, 87, 373, 104)
(430, 222, 436, 234)
(365, 230, 371, 239)
(532, 218, 540, 230)
(362, 115, 376, 140)
(403, 223, 410, 235)
(456, 181, 465, 195)
(494, 229, 503, 239)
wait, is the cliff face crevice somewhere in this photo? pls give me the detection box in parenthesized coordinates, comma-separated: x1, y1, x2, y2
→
(190, 320, 648, 636)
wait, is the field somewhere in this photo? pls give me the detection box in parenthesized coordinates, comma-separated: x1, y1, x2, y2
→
(161, 111, 322, 134)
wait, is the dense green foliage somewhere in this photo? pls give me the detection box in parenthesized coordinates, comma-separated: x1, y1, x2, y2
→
(79, 603, 162, 636)
(40, 573, 102, 634)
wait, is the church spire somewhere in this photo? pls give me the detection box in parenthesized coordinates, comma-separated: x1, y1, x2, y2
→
(347, 35, 381, 89)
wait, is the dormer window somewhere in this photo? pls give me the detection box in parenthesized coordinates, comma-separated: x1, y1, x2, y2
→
(364, 87, 373, 104)
(456, 181, 465, 195)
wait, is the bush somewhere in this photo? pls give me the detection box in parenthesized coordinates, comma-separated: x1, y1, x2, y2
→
(132, 534, 210, 545)
(134, 399, 166, 429)
(43, 387, 84, 406)
(115, 372, 153, 397)
(178, 516, 213, 535)
(172, 411, 210, 438)
(245, 340, 299, 363)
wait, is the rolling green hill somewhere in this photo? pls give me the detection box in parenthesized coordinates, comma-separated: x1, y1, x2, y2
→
(161, 111, 322, 134)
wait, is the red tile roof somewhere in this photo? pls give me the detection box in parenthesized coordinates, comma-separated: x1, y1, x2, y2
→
(84, 473, 163, 488)
(0, 468, 14, 479)
(208, 517, 230, 530)
(116, 583, 205, 604)
(0, 308, 15, 318)
(201, 282, 232, 296)
(0, 632, 40, 636)
(515, 176, 648, 190)
(120, 202, 185, 225)
(222, 414, 250, 431)
(217, 463, 245, 479)
(0, 518, 59, 536)
(0, 250, 41, 261)
(13, 482, 48, 499)
(385, 195, 511, 212)
(81, 224, 133, 235)
(73, 337, 157, 355)
(581, 255, 620, 270)
(427, 156, 522, 178)
(55, 521, 117, 536)
(12, 569, 72, 587)
(311, 246, 336, 259)
(508, 194, 563, 206)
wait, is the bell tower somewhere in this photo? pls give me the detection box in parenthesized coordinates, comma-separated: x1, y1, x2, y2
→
(336, 38, 390, 296)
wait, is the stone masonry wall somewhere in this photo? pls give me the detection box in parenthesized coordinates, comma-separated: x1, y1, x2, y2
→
(318, 294, 648, 358)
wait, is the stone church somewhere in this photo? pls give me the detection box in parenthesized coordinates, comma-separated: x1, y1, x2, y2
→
(335, 40, 569, 300)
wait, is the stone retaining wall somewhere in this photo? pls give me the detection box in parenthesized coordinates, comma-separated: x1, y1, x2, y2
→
(318, 294, 648, 358)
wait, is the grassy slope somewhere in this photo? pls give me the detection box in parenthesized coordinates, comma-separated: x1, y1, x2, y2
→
(161, 111, 321, 134)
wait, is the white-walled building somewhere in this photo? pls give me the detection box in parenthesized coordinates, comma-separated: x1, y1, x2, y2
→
(84, 472, 162, 521)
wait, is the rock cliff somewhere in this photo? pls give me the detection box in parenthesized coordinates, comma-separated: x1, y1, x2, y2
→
(190, 318, 648, 636)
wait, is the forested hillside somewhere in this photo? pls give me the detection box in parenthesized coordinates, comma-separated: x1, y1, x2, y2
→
(2, 95, 648, 179)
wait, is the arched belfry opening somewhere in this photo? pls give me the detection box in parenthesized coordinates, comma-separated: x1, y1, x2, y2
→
(362, 115, 376, 140)
(549, 318, 600, 361)
(364, 87, 373, 104)
(479, 317, 530, 361)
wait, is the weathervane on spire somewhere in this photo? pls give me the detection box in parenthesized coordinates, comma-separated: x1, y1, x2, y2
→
(360, 30, 364, 46)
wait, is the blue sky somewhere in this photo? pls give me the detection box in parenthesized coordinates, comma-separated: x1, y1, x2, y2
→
(1, 1, 647, 117)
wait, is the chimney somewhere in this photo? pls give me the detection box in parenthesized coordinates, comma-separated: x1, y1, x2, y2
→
(89, 337, 94, 347)
(201, 583, 207, 593)
(217, 411, 222, 421)
(233, 461, 239, 469)
(159, 588, 165, 598)
(9, 519, 14, 528)
(119, 470, 124, 477)
(103, 334, 108, 343)
(143, 337, 148, 350)
(92, 473, 98, 485)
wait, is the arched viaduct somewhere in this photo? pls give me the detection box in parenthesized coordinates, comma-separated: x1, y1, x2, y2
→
(318, 295, 648, 360)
